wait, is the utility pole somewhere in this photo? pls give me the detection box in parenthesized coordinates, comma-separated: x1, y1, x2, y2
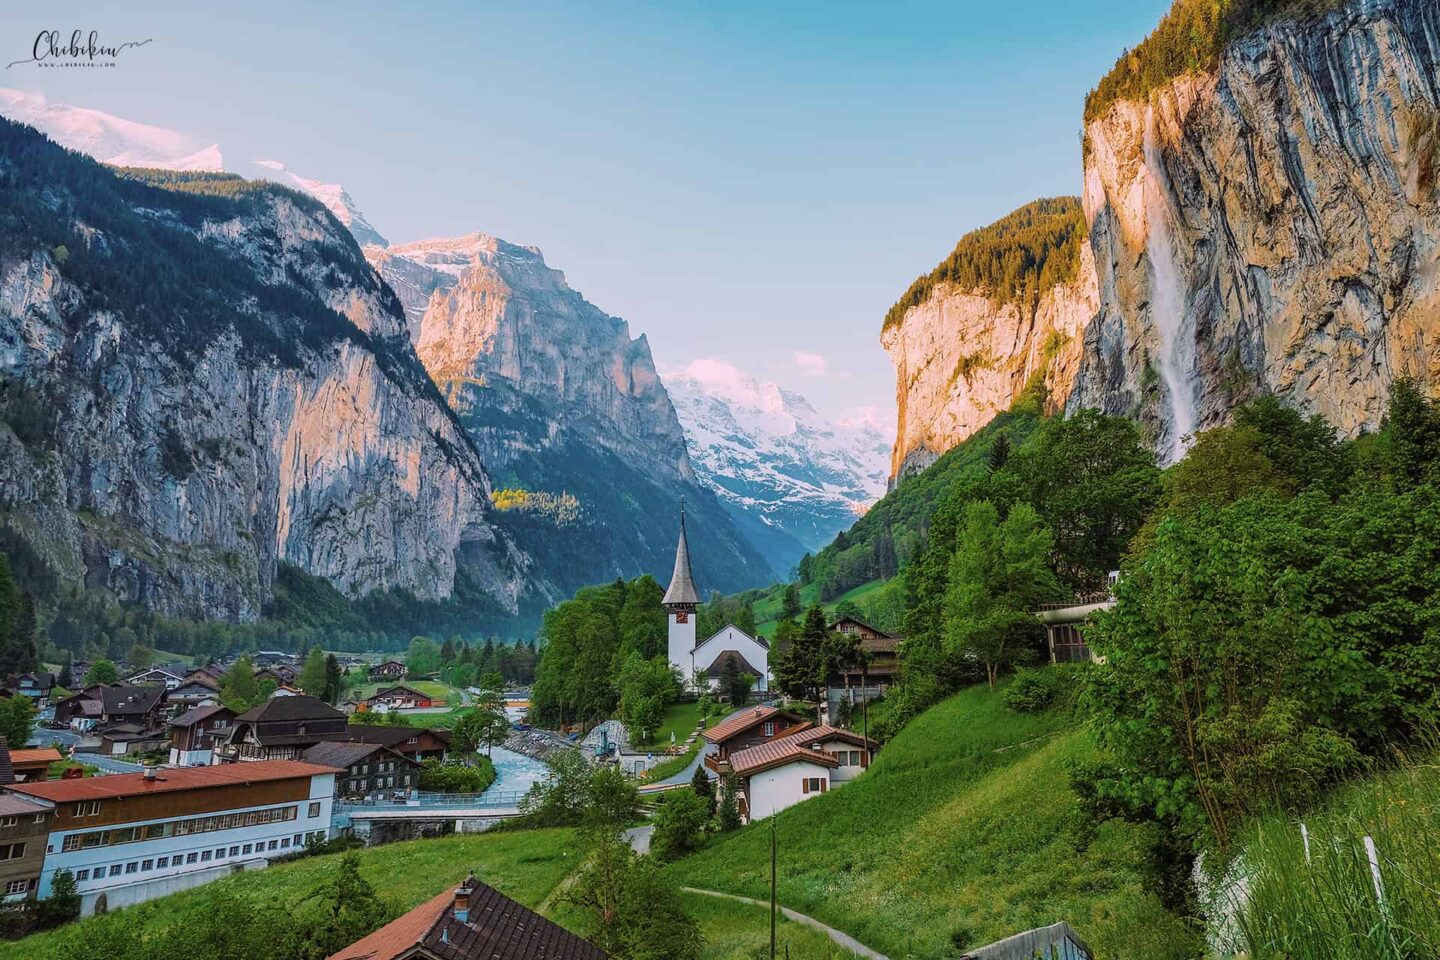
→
(770, 815, 777, 960)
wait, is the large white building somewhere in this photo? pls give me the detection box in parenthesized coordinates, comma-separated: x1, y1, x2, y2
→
(10, 760, 338, 915)
(664, 509, 770, 692)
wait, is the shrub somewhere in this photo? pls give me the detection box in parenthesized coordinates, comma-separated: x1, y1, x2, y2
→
(1004, 667, 1059, 712)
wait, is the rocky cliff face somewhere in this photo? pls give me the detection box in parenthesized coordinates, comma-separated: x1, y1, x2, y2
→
(367, 235, 771, 594)
(0, 124, 523, 621)
(1071, 0, 1440, 459)
(883, 245, 1097, 481)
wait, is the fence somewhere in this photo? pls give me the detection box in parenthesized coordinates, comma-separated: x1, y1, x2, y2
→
(960, 921, 1092, 960)
(335, 790, 528, 810)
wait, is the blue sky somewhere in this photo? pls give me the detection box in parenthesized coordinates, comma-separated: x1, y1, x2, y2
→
(6, 0, 1169, 423)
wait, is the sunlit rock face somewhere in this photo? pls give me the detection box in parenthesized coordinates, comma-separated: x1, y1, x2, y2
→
(882, 246, 1097, 482)
(368, 234, 772, 596)
(0, 130, 524, 621)
(1071, 0, 1440, 457)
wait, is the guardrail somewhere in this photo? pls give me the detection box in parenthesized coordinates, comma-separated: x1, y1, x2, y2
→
(335, 790, 528, 810)
(959, 921, 1092, 960)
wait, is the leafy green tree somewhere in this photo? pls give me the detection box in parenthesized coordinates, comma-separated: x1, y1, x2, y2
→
(781, 583, 802, 621)
(480, 669, 504, 693)
(452, 693, 510, 756)
(0, 694, 38, 751)
(519, 748, 593, 826)
(220, 655, 259, 710)
(323, 654, 343, 704)
(650, 789, 710, 861)
(690, 762, 714, 813)
(943, 501, 1062, 688)
(34, 868, 80, 929)
(773, 606, 837, 702)
(405, 636, 442, 678)
(82, 659, 119, 686)
(716, 773, 742, 831)
(298, 647, 328, 698)
(126, 642, 153, 669)
(796, 552, 814, 584)
(583, 765, 641, 838)
(562, 835, 702, 960)
(295, 851, 396, 958)
(0, 591, 38, 677)
(616, 653, 677, 743)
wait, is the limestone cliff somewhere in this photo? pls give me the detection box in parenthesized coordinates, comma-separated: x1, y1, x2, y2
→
(1071, 0, 1440, 459)
(882, 198, 1096, 481)
(367, 235, 773, 593)
(0, 122, 523, 620)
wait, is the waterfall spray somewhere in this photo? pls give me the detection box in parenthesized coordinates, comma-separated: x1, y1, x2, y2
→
(1143, 111, 1197, 463)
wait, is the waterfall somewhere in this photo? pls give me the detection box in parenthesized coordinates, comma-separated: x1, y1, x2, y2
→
(1142, 113, 1197, 463)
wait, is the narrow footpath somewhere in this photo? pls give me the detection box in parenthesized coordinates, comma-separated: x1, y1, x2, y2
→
(679, 887, 888, 960)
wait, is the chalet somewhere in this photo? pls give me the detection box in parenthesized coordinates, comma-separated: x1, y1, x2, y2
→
(124, 665, 188, 690)
(0, 791, 54, 902)
(166, 677, 223, 713)
(185, 663, 227, 686)
(270, 685, 304, 697)
(717, 725, 878, 821)
(54, 684, 108, 728)
(325, 873, 606, 960)
(3, 672, 56, 706)
(99, 684, 168, 728)
(825, 617, 902, 716)
(255, 665, 298, 687)
(702, 704, 811, 768)
(303, 741, 419, 800)
(1034, 579, 1117, 664)
(343, 725, 450, 764)
(10, 760, 338, 915)
(7, 747, 64, 782)
(215, 696, 347, 763)
(169, 703, 237, 766)
(368, 660, 407, 681)
(98, 723, 169, 757)
(362, 685, 436, 711)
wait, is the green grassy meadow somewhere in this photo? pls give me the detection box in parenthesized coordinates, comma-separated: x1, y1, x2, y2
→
(752, 578, 897, 638)
(667, 682, 1202, 960)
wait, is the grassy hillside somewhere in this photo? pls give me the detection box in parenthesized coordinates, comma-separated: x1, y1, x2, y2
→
(749, 578, 902, 638)
(668, 681, 1201, 960)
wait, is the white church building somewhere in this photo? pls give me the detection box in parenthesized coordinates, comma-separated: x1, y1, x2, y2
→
(664, 509, 770, 693)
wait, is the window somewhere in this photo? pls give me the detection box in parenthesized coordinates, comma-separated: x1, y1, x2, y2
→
(76, 869, 90, 882)
(186, 852, 198, 864)
(109, 864, 122, 877)
(308, 802, 321, 818)
(228, 846, 239, 857)
(214, 848, 225, 859)
(33, 813, 45, 823)
(268, 839, 278, 850)
(280, 838, 290, 848)
(242, 844, 252, 855)
(1, 816, 17, 827)
(73, 801, 100, 817)
(762, 721, 775, 737)
(125, 862, 138, 874)
(62, 835, 81, 853)
(4, 879, 29, 895)
(801, 777, 827, 794)
(201, 850, 212, 862)
(142, 859, 154, 871)
(156, 857, 169, 868)
(0, 843, 25, 860)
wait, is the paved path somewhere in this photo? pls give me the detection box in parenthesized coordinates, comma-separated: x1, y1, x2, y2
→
(622, 825, 653, 856)
(83, 754, 146, 775)
(680, 887, 887, 960)
(642, 746, 709, 789)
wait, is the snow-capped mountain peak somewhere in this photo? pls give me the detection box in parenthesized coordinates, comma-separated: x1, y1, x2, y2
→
(253, 159, 388, 247)
(663, 359, 892, 570)
(0, 88, 223, 171)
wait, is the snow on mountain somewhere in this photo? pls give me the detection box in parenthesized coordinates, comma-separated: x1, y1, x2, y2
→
(0, 88, 223, 171)
(664, 359, 892, 571)
(253, 160, 388, 247)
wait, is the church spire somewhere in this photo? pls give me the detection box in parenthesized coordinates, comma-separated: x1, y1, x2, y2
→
(662, 499, 699, 607)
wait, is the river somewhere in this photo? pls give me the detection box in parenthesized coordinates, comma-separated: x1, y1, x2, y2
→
(480, 746, 549, 800)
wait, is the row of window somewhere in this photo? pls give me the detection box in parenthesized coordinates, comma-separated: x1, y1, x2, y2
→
(69, 831, 328, 885)
(0, 814, 46, 827)
(60, 804, 313, 853)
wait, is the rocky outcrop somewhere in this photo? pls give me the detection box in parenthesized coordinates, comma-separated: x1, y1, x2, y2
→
(883, 245, 1097, 481)
(1071, 0, 1440, 459)
(368, 235, 770, 596)
(0, 123, 523, 620)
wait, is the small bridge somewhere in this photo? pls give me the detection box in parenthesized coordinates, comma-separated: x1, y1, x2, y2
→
(334, 791, 528, 843)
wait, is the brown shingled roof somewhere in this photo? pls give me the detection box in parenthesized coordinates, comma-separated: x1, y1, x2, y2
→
(701, 705, 809, 745)
(785, 725, 877, 751)
(729, 738, 839, 778)
(327, 878, 607, 960)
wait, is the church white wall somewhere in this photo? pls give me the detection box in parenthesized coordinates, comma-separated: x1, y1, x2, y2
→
(668, 609, 697, 682)
(693, 625, 770, 689)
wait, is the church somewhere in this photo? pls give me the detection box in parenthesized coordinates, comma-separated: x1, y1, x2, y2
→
(664, 509, 770, 692)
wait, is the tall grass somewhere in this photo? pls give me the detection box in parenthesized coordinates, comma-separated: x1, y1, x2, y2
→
(1230, 758, 1440, 959)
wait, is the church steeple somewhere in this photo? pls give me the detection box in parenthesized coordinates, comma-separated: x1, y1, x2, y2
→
(663, 500, 699, 608)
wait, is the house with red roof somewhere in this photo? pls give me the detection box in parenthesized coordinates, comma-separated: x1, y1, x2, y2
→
(704, 706, 878, 822)
(8, 759, 339, 914)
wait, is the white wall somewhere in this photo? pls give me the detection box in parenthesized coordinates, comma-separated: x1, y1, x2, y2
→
(813, 741, 868, 782)
(745, 759, 832, 820)
(38, 773, 336, 914)
(667, 610, 697, 682)
(694, 625, 770, 691)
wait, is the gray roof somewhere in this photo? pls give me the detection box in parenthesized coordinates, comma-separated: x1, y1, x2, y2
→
(101, 684, 166, 716)
(169, 703, 233, 728)
(661, 510, 700, 606)
(302, 740, 396, 769)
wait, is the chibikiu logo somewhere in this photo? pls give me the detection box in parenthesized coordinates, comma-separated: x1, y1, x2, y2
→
(8, 30, 153, 70)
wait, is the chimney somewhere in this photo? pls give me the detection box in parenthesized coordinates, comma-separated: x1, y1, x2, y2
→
(453, 871, 477, 923)
(143, 763, 157, 782)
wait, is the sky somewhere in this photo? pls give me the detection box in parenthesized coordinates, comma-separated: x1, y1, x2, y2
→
(3, 0, 1171, 425)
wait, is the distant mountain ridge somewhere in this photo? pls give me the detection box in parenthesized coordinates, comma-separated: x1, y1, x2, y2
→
(664, 363, 890, 575)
